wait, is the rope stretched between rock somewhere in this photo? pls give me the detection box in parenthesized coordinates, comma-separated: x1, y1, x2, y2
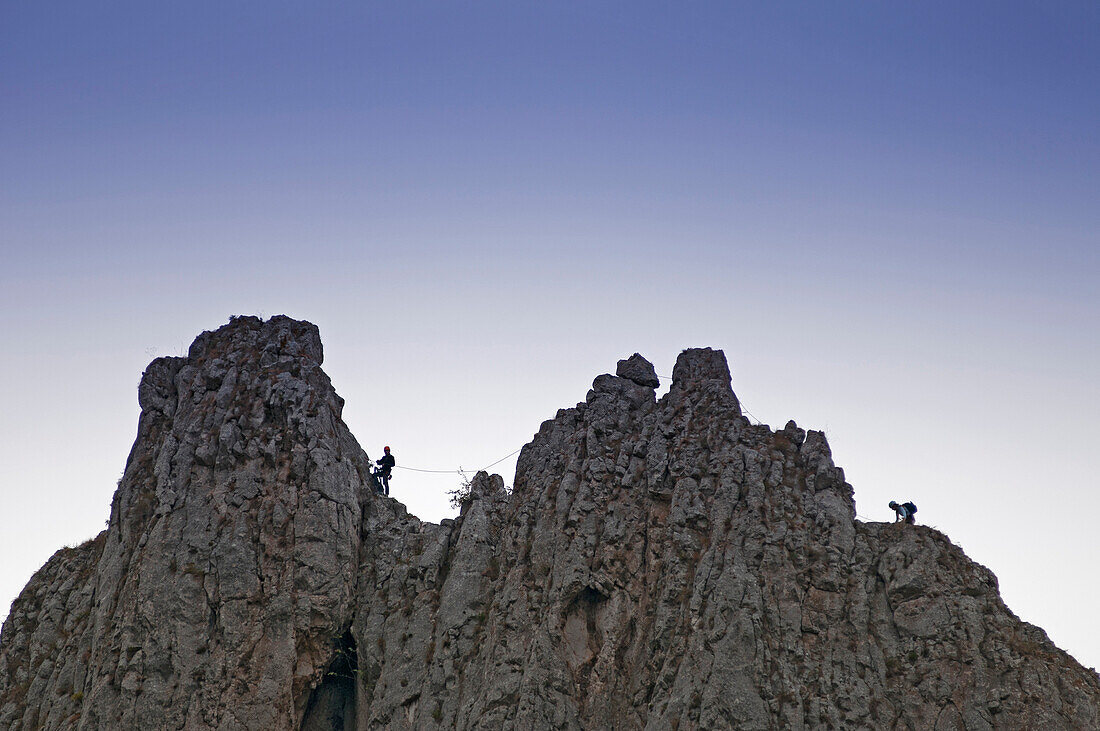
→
(393, 446, 525, 476)
(391, 374, 767, 476)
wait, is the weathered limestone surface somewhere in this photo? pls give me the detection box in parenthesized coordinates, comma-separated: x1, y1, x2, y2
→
(2, 317, 1098, 730)
(2, 316, 373, 730)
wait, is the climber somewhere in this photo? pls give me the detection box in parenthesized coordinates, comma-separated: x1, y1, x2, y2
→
(889, 501, 917, 525)
(374, 446, 395, 496)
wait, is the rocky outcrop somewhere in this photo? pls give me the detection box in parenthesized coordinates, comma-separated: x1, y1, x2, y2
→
(2, 317, 1098, 730)
(1, 316, 373, 730)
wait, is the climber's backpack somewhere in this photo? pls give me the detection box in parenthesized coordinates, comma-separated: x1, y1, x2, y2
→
(902, 502, 917, 515)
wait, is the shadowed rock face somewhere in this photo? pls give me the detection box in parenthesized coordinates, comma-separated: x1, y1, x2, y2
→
(2, 318, 1099, 730)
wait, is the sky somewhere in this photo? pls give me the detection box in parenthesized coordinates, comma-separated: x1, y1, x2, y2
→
(1, 2, 1098, 671)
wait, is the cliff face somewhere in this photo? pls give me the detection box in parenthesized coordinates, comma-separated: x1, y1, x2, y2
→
(2, 317, 1098, 730)
(1, 316, 371, 730)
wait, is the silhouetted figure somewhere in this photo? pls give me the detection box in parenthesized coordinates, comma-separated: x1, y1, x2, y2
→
(375, 446, 395, 496)
(889, 500, 917, 524)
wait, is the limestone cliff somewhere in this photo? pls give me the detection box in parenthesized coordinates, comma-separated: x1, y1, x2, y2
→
(2, 316, 1098, 730)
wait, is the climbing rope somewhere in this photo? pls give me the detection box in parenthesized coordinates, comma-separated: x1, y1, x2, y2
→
(393, 465, 465, 475)
(391, 371, 769, 476)
(393, 446, 524, 477)
(479, 446, 523, 471)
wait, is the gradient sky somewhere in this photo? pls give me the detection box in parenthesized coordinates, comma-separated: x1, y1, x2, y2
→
(2, 2, 1098, 670)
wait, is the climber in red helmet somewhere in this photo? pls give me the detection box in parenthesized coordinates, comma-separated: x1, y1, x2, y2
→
(375, 446, 395, 496)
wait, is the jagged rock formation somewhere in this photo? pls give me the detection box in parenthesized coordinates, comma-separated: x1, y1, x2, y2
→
(2, 317, 1098, 730)
(0, 317, 370, 730)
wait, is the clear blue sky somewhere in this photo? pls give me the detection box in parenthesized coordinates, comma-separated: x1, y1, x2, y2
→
(2, 2, 1098, 670)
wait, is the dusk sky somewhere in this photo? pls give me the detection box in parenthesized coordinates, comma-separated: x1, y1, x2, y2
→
(2, 3, 1098, 670)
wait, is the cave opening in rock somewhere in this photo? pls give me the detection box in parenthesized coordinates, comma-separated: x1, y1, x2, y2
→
(563, 585, 609, 686)
(301, 629, 358, 731)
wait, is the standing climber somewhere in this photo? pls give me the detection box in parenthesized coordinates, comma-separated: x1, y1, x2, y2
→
(889, 500, 917, 525)
(375, 446, 395, 496)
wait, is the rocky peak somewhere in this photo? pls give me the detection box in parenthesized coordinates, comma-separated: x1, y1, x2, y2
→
(666, 346, 741, 418)
(187, 314, 324, 365)
(3, 319, 1098, 730)
(669, 346, 731, 386)
(615, 353, 660, 388)
(2, 316, 375, 730)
